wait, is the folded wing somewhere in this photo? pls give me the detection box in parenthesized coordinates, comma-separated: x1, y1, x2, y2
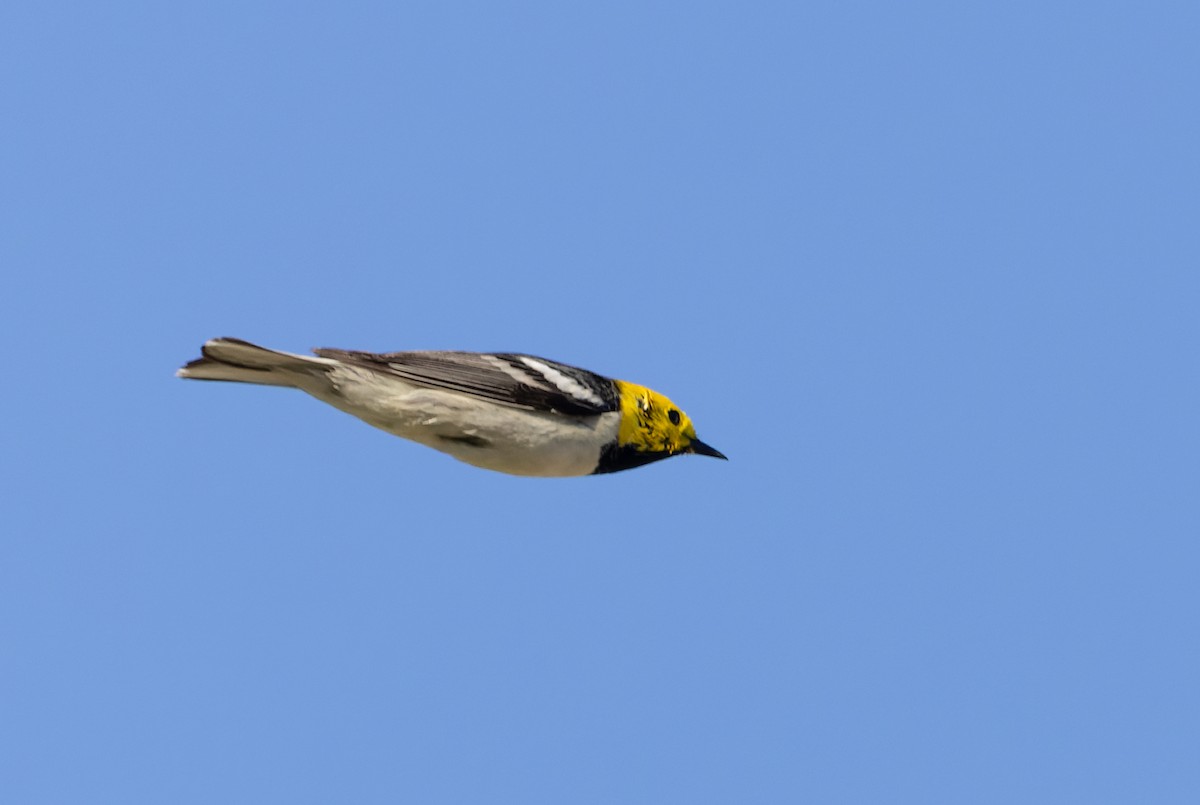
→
(313, 349, 620, 417)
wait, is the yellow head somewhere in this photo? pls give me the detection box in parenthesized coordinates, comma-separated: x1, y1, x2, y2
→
(593, 379, 726, 474)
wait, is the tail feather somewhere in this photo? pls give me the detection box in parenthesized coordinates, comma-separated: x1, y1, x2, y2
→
(176, 338, 337, 387)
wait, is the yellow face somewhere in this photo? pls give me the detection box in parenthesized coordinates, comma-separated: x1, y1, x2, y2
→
(614, 380, 699, 455)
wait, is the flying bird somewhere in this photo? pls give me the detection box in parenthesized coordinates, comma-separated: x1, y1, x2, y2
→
(177, 338, 726, 476)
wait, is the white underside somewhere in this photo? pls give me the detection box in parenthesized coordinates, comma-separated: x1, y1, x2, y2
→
(297, 365, 620, 477)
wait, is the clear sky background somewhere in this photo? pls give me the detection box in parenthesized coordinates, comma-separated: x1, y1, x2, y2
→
(3, 2, 1198, 803)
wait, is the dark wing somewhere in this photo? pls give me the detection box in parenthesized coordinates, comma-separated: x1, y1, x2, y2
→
(312, 349, 620, 417)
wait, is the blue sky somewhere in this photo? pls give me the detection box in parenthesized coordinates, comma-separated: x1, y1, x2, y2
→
(3, 2, 1198, 802)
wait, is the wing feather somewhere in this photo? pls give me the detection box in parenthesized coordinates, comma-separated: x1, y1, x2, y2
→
(312, 349, 620, 416)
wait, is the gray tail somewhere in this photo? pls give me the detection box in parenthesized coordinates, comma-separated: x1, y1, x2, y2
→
(176, 338, 338, 387)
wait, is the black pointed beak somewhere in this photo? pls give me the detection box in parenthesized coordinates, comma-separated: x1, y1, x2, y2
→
(687, 438, 727, 460)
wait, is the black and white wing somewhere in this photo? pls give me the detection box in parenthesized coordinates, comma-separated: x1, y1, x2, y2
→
(313, 348, 621, 417)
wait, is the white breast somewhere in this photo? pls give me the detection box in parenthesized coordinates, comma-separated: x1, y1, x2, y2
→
(297, 364, 620, 477)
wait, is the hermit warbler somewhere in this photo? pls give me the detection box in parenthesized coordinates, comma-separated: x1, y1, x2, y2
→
(177, 338, 726, 476)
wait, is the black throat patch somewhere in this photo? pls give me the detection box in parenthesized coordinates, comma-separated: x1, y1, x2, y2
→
(592, 442, 675, 475)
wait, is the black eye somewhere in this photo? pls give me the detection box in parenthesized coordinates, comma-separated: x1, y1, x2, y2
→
(668, 409, 681, 426)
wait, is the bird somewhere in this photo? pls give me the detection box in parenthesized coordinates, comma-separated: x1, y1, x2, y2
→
(177, 338, 726, 477)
